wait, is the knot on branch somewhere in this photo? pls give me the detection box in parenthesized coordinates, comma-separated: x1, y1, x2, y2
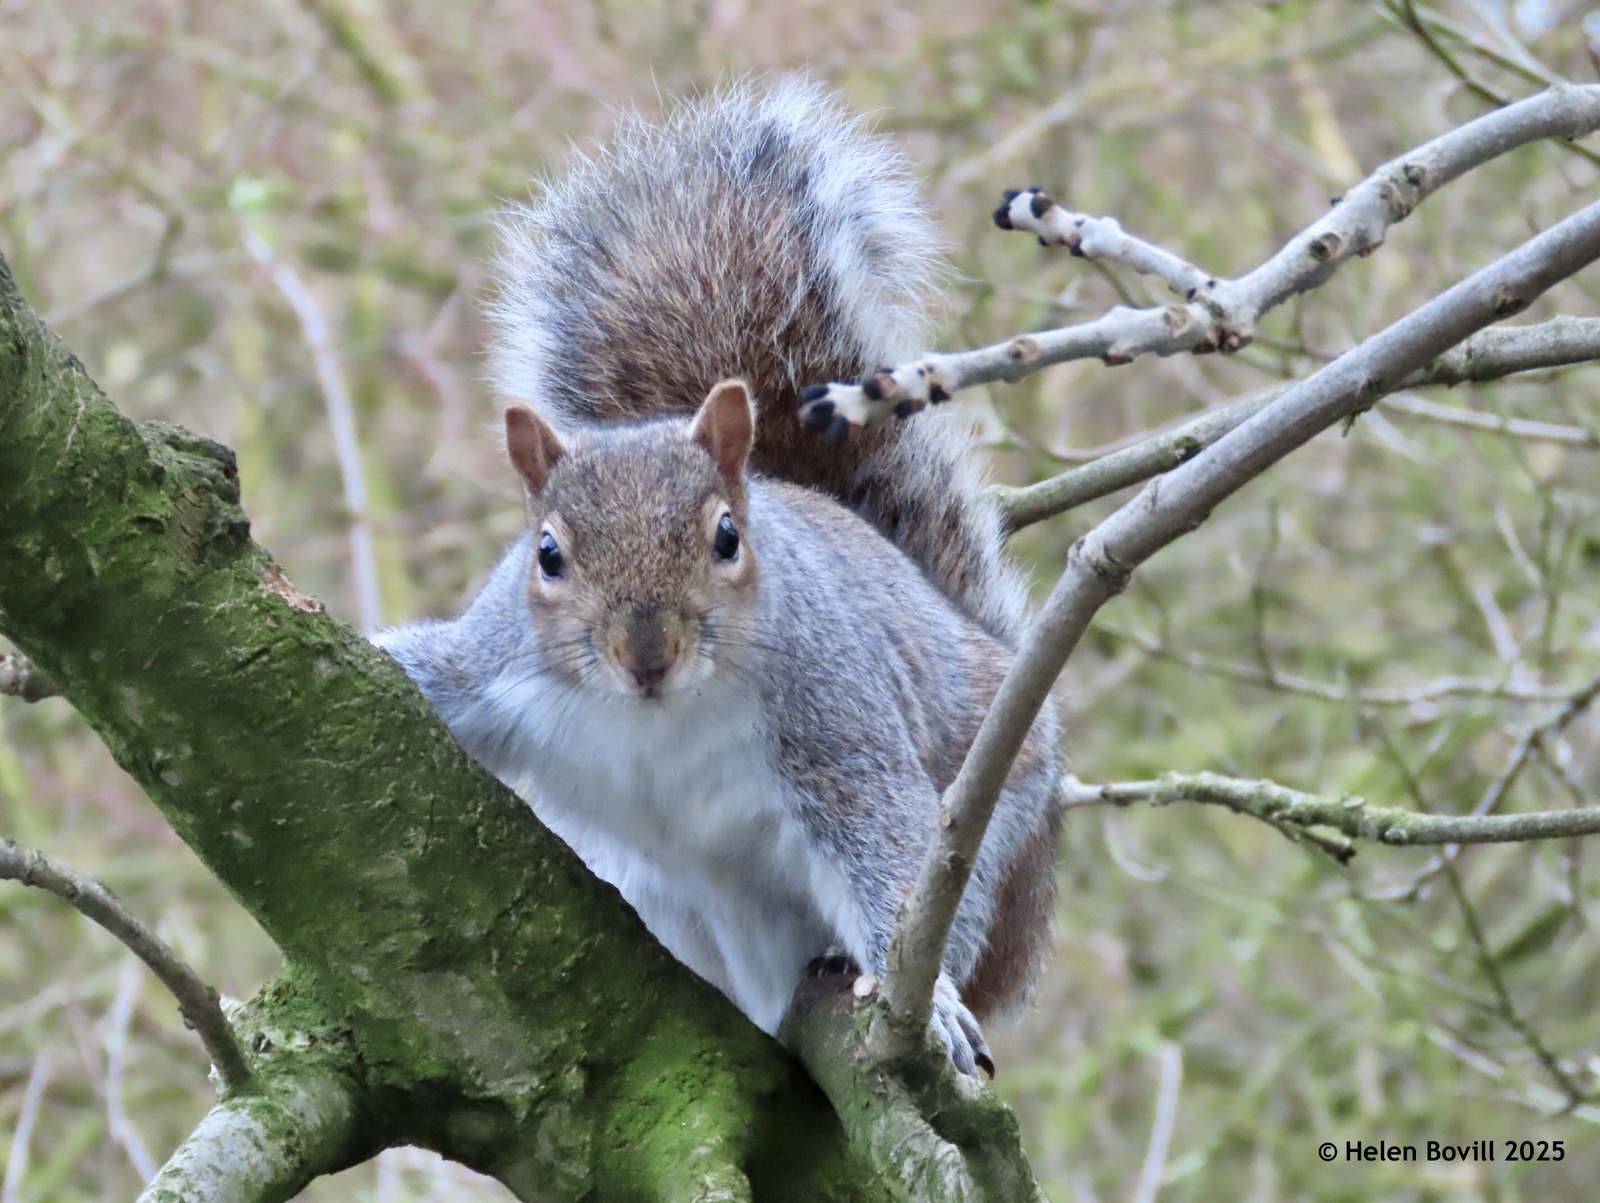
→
(1069, 534, 1132, 592)
(1493, 285, 1531, 318)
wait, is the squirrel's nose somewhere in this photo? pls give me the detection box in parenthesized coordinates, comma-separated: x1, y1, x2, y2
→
(619, 606, 677, 691)
(630, 660, 670, 689)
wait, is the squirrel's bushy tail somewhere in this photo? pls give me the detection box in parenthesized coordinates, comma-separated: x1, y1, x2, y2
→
(490, 78, 1028, 639)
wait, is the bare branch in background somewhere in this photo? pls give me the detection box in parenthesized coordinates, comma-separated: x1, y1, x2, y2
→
(1061, 770, 1600, 855)
(1130, 1043, 1183, 1203)
(996, 313, 1600, 530)
(0, 839, 254, 1094)
(1405, 314, 1600, 385)
(872, 191, 1600, 1060)
(800, 86, 1600, 431)
(1389, 0, 1600, 167)
(105, 955, 159, 1183)
(240, 224, 384, 634)
(1380, 392, 1600, 448)
(0, 1050, 50, 1203)
(1373, 670, 1600, 901)
(0, 652, 59, 702)
(1100, 623, 1577, 706)
(1445, 868, 1591, 1108)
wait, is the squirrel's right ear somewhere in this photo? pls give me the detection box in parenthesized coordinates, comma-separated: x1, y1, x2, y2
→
(691, 380, 756, 486)
(505, 403, 565, 496)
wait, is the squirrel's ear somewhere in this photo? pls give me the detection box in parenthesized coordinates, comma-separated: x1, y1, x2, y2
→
(691, 379, 755, 485)
(505, 403, 565, 496)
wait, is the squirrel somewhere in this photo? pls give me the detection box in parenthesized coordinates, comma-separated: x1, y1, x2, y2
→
(377, 79, 1063, 1076)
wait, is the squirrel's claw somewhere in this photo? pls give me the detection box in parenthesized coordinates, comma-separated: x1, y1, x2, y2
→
(932, 974, 993, 1079)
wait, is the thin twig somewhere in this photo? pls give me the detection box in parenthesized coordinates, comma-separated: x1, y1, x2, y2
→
(0, 1050, 50, 1203)
(105, 955, 159, 1183)
(873, 194, 1600, 1059)
(1099, 623, 1574, 706)
(1382, 392, 1600, 448)
(0, 838, 253, 1093)
(801, 85, 1600, 430)
(1445, 867, 1589, 1108)
(1390, 0, 1600, 168)
(240, 224, 383, 634)
(1130, 1043, 1183, 1203)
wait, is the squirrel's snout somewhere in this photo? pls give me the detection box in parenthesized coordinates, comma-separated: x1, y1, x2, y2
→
(606, 605, 686, 695)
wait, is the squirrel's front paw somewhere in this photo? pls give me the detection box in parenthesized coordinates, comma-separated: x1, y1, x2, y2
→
(932, 974, 994, 1078)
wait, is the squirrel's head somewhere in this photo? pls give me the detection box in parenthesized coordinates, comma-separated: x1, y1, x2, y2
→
(505, 380, 761, 701)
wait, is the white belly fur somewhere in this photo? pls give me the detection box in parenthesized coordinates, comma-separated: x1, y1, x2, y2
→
(482, 670, 861, 1034)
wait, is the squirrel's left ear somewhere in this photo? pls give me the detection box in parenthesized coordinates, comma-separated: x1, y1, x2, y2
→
(691, 380, 756, 486)
(505, 402, 565, 496)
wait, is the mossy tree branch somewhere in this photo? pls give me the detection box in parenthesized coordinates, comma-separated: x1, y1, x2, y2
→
(0, 250, 1033, 1199)
(1061, 771, 1600, 862)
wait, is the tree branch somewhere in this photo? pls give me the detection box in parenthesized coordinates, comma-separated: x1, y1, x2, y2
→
(1061, 771, 1600, 853)
(0, 838, 254, 1094)
(1403, 314, 1600, 384)
(995, 313, 1600, 530)
(993, 191, 1214, 301)
(873, 193, 1600, 1059)
(800, 85, 1600, 430)
(136, 1066, 366, 1203)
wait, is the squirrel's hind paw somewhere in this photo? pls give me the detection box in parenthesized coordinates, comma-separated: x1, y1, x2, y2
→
(932, 974, 994, 1079)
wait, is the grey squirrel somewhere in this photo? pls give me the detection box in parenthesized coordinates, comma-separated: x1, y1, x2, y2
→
(377, 80, 1063, 1076)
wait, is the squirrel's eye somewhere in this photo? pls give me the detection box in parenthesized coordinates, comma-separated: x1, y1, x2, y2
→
(537, 532, 564, 579)
(713, 514, 740, 561)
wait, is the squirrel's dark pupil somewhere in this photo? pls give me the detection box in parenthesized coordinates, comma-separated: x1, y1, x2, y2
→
(714, 514, 740, 561)
(537, 532, 564, 578)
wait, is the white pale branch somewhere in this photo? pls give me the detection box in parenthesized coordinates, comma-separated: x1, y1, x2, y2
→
(136, 1067, 363, 1203)
(1061, 772, 1600, 855)
(798, 84, 1600, 432)
(994, 313, 1600, 530)
(239, 223, 383, 635)
(992, 189, 1214, 301)
(871, 193, 1600, 1061)
(1405, 313, 1600, 384)
(1380, 393, 1600, 447)
(0, 838, 253, 1094)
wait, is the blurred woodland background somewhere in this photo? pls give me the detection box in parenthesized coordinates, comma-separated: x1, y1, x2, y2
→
(3, 1, 1600, 1199)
